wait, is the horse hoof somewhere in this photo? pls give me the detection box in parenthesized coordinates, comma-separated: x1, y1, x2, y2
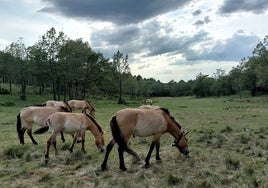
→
(143, 164, 150, 169)
(156, 158, 162, 162)
(101, 166, 107, 171)
(45, 158, 49, 165)
(120, 167, 127, 171)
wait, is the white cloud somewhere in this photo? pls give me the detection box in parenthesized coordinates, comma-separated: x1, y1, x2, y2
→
(0, 0, 267, 82)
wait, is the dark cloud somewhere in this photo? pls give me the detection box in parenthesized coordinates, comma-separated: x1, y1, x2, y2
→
(91, 15, 259, 64)
(192, 9, 202, 16)
(219, 0, 268, 14)
(40, 0, 189, 25)
(193, 16, 210, 27)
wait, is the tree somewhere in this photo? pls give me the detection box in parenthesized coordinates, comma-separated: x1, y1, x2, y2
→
(5, 38, 28, 100)
(39, 27, 67, 100)
(27, 44, 49, 95)
(112, 50, 130, 104)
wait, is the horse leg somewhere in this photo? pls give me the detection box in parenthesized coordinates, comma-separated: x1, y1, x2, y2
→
(27, 128, 38, 145)
(45, 138, 52, 165)
(80, 132, 86, 154)
(155, 141, 161, 161)
(52, 137, 58, 156)
(69, 133, 78, 153)
(118, 146, 127, 171)
(144, 142, 156, 168)
(60, 131, 65, 142)
(101, 139, 115, 171)
(20, 127, 27, 144)
(123, 145, 140, 162)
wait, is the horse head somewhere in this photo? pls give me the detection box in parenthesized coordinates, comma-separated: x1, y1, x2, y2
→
(95, 131, 105, 152)
(172, 131, 189, 155)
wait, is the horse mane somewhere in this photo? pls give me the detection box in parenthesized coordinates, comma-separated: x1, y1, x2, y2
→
(86, 100, 95, 111)
(59, 106, 70, 112)
(63, 101, 72, 111)
(160, 108, 181, 129)
(85, 114, 103, 133)
(33, 103, 46, 107)
(160, 108, 170, 115)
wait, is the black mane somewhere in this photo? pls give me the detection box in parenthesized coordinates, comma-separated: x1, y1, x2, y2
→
(160, 108, 181, 129)
(85, 114, 103, 133)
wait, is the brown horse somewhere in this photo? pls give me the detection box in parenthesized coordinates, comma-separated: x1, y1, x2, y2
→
(17, 106, 71, 145)
(34, 112, 105, 164)
(145, 98, 153, 105)
(101, 107, 189, 171)
(68, 100, 95, 116)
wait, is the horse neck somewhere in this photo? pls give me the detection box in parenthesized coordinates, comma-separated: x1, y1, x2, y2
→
(87, 102, 94, 111)
(87, 120, 102, 137)
(167, 120, 182, 140)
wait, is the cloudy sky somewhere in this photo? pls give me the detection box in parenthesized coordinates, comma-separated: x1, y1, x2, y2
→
(1, 0, 268, 82)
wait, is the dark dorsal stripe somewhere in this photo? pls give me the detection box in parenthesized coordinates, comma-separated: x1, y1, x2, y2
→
(85, 114, 102, 133)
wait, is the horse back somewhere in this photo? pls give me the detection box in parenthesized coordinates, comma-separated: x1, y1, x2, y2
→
(20, 106, 69, 125)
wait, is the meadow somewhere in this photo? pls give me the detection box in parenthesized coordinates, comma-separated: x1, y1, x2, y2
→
(0, 95, 267, 187)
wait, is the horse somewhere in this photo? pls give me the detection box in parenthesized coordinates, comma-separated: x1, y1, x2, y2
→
(145, 98, 153, 105)
(101, 107, 189, 171)
(68, 100, 95, 116)
(34, 112, 105, 164)
(16, 106, 71, 145)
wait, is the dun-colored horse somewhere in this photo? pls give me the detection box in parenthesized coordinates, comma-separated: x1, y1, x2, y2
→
(17, 106, 71, 145)
(68, 100, 95, 116)
(101, 107, 189, 171)
(34, 112, 105, 164)
(145, 98, 153, 105)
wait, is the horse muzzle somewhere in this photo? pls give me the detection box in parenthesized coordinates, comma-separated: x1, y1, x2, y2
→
(180, 148, 189, 156)
(99, 146, 105, 152)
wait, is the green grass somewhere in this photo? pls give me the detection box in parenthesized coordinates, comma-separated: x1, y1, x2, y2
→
(0, 95, 268, 187)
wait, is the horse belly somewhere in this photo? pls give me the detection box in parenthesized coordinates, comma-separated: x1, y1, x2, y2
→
(133, 118, 166, 137)
(62, 119, 85, 134)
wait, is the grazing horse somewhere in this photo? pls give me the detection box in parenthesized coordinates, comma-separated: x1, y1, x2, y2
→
(34, 112, 105, 164)
(145, 98, 153, 105)
(101, 107, 189, 171)
(68, 100, 95, 116)
(16, 106, 71, 145)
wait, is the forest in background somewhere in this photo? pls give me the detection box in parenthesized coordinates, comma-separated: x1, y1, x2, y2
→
(0, 27, 267, 102)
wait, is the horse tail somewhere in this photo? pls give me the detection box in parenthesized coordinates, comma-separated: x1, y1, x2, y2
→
(110, 116, 126, 148)
(16, 113, 23, 144)
(34, 119, 50, 134)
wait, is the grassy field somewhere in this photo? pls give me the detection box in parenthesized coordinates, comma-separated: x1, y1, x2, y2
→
(0, 95, 267, 187)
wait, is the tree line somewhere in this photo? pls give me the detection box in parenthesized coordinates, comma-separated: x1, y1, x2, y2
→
(0, 27, 267, 102)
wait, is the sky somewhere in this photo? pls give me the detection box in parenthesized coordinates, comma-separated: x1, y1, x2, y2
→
(0, 0, 268, 83)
